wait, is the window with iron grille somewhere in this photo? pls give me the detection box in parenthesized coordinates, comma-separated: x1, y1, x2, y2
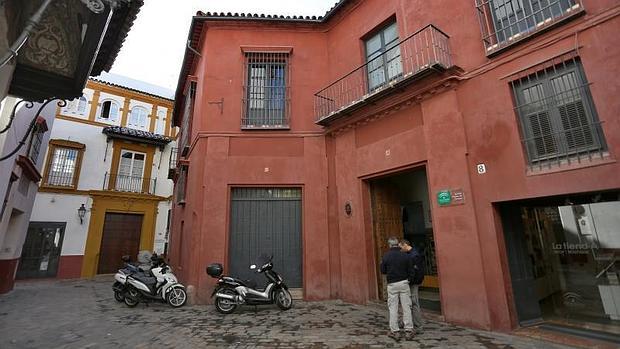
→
(27, 125, 44, 164)
(179, 81, 196, 156)
(45, 147, 79, 187)
(475, 0, 582, 53)
(512, 58, 605, 166)
(242, 52, 290, 128)
(175, 165, 188, 204)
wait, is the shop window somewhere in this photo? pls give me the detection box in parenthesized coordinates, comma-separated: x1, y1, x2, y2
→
(512, 58, 605, 167)
(242, 52, 289, 128)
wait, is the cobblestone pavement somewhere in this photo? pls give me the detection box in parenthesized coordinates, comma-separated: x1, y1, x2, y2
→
(0, 278, 573, 349)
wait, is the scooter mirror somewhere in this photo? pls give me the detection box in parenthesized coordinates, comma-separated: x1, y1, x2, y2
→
(250, 264, 256, 270)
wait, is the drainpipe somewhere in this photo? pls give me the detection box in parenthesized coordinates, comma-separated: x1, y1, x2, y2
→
(0, 0, 54, 69)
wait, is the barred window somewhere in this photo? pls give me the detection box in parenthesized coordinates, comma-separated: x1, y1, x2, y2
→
(28, 125, 44, 164)
(242, 52, 290, 128)
(476, 0, 582, 53)
(176, 166, 188, 204)
(46, 147, 79, 187)
(512, 58, 605, 166)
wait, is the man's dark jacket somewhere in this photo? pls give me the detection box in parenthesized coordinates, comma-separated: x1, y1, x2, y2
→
(380, 247, 413, 284)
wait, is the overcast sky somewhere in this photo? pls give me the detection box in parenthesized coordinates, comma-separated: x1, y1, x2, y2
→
(109, 0, 337, 92)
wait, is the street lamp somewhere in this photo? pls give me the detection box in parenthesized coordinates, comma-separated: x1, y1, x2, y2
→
(78, 204, 87, 224)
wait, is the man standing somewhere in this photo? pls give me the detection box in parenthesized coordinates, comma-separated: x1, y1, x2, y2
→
(380, 236, 414, 341)
(400, 239, 425, 333)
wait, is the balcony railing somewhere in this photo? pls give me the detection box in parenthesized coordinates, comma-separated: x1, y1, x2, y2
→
(314, 24, 452, 123)
(103, 173, 157, 195)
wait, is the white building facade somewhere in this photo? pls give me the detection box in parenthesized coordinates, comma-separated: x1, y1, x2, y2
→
(26, 73, 178, 280)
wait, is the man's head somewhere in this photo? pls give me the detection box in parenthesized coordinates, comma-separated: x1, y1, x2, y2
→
(387, 236, 400, 248)
(399, 239, 412, 252)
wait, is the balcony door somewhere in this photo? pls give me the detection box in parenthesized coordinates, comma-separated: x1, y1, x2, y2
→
(365, 21, 402, 91)
(117, 150, 145, 192)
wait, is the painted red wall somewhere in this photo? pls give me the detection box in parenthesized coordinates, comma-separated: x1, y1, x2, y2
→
(171, 0, 620, 331)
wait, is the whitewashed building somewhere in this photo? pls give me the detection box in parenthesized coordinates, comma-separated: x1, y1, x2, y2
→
(24, 73, 177, 280)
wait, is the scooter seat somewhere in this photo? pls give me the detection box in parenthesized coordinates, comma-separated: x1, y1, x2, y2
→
(133, 274, 157, 286)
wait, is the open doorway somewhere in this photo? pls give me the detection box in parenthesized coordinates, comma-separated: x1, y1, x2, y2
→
(369, 167, 440, 312)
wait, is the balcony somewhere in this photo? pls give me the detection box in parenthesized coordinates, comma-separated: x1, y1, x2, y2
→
(314, 24, 452, 125)
(103, 173, 157, 195)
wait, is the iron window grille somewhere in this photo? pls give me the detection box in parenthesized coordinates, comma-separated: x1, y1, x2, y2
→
(179, 81, 196, 157)
(512, 57, 606, 169)
(103, 173, 156, 194)
(27, 125, 44, 164)
(176, 165, 188, 204)
(242, 52, 290, 129)
(45, 147, 79, 187)
(475, 0, 583, 53)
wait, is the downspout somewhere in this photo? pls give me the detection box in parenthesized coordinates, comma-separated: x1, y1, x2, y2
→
(0, 0, 54, 68)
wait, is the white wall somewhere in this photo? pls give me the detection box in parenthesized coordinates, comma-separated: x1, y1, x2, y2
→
(0, 101, 56, 260)
(30, 193, 90, 256)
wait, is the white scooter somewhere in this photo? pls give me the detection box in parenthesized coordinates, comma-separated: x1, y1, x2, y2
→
(123, 255, 187, 308)
(112, 253, 158, 302)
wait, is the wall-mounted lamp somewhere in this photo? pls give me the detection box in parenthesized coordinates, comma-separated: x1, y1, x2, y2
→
(78, 204, 87, 224)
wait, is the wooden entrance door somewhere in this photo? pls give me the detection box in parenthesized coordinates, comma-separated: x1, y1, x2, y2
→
(370, 181, 404, 300)
(97, 213, 142, 274)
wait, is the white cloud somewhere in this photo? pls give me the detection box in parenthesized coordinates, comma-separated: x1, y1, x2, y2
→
(109, 0, 337, 91)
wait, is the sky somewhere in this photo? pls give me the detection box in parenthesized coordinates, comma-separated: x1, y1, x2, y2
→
(109, 0, 338, 93)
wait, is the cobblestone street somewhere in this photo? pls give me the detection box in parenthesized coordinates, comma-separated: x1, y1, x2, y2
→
(0, 278, 573, 348)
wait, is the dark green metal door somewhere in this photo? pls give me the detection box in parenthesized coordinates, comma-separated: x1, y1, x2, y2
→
(229, 188, 302, 287)
(16, 222, 66, 279)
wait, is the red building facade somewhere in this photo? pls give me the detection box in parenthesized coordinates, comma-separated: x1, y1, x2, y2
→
(170, 0, 620, 333)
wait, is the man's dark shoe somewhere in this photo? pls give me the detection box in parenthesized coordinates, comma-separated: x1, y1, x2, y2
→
(404, 330, 415, 341)
(398, 320, 404, 329)
(387, 331, 401, 341)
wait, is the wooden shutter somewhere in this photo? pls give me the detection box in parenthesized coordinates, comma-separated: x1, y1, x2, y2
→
(527, 111, 557, 158)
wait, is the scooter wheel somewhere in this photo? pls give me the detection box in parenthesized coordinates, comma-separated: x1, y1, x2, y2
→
(114, 290, 124, 302)
(167, 288, 187, 308)
(124, 288, 139, 308)
(275, 289, 293, 310)
(215, 288, 237, 314)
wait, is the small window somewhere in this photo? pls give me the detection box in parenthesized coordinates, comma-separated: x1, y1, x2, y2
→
(128, 106, 148, 129)
(99, 100, 120, 121)
(77, 96, 88, 114)
(156, 110, 166, 134)
(176, 166, 188, 204)
(28, 127, 44, 163)
(512, 58, 605, 166)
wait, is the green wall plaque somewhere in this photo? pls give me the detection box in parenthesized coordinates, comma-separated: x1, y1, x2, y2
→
(437, 190, 452, 206)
